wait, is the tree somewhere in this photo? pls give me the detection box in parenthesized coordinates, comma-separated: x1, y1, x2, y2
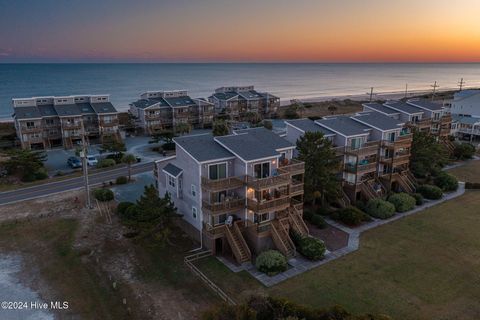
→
(124, 185, 180, 244)
(121, 153, 137, 181)
(327, 104, 338, 115)
(100, 137, 126, 155)
(4, 149, 47, 181)
(212, 120, 229, 136)
(263, 120, 273, 130)
(453, 143, 475, 160)
(284, 105, 299, 119)
(297, 132, 341, 206)
(410, 131, 449, 178)
(174, 123, 191, 135)
(149, 130, 175, 144)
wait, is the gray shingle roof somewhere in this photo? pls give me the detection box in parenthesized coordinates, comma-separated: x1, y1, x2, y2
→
(210, 92, 239, 101)
(162, 163, 183, 177)
(54, 104, 82, 117)
(407, 99, 444, 111)
(164, 96, 196, 107)
(174, 134, 234, 162)
(452, 114, 480, 125)
(77, 103, 96, 114)
(237, 90, 263, 100)
(37, 104, 58, 117)
(215, 127, 294, 161)
(315, 116, 371, 137)
(14, 106, 42, 120)
(285, 119, 335, 136)
(363, 102, 400, 116)
(90, 102, 117, 114)
(353, 112, 405, 131)
(454, 89, 480, 100)
(383, 101, 424, 115)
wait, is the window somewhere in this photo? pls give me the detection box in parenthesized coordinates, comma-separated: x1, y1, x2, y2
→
(350, 137, 362, 149)
(45, 118, 54, 126)
(386, 132, 396, 142)
(218, 214, 227, 225)
(254, 162, 270, 178)
(254, 213, 269, 223)
(191, 184, 196, 197)
(26, 121, 35, 128)
(209, 163, 227, 180)
(192, 207, 197, 219)
(434, 113, 440, 120)
(168, 175, 176, 188)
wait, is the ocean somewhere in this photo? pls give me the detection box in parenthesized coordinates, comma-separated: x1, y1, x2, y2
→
(1, 63, 480, 119)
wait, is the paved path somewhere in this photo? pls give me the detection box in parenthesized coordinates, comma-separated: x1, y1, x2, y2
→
(0, 162, 154, 206)
(220, 183, 466, 287)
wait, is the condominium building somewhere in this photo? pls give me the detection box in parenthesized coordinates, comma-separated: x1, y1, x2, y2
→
(286, 112, 416, 205)
(130, 90, 215, 134)
(208, 86, 280, 120)
(449, 90, 480, 141)
(12, 95, 120, 150)
(154, 127, 307, 264)
(363, 98, 452, 138)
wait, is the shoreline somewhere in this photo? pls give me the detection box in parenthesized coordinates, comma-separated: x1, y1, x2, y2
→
(0, 86, 464, 123)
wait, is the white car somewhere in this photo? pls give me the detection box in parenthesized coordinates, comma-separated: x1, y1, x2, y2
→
(86, 155, 98, 166)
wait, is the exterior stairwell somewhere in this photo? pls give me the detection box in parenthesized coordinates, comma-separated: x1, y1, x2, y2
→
(393, 173, 415, 193)
(225, 224, 251, 264)
(338, 190, 351, 208)
(271, 222, 296, 259)
(288, 207, 309, 237)
(360, 181, 378, 200)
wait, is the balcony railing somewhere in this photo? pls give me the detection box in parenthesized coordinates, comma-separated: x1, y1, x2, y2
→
(246, 172, 290, 190)
(441, 114, 452, 123)
(247, 196, 290, 214)
(344, 141, 380, 156)
(201, 176, 245, 191)
(278, 159, 305, 175)
(21, 126, 43, 133)
(99, 119, 119, 127)
(202, 198, 245, 214)
(62, 122, 82, 129)
(290, 181, 304, 195)
(344, 162, 377, 174)
(410, 118, 432, 127)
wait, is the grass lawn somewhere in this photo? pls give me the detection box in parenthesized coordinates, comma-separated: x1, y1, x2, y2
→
(0, 218, 132, 319)
(198, 191, 480, 320)
(446, 159, 480, 183)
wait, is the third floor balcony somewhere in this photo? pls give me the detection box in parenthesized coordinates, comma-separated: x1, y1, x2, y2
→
(201, 175, 245, 192)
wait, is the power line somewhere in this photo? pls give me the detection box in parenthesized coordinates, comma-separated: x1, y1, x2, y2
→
(431, 81, 439, 100)
(366, 87, 375, 102)
(458, 78, 465, 91)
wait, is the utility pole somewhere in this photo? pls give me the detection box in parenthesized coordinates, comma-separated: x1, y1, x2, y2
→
(431, 81, 439, 101)
(458, 78, 465, 91)
(80, 121, 92, 209)
(404, 83, 408, 98)
(366, 87, 375, 102)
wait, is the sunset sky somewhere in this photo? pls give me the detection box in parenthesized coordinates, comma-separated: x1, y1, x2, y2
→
(1, 0, 479, 62)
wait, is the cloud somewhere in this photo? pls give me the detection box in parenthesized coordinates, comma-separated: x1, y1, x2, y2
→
(0, 48, 13, 56)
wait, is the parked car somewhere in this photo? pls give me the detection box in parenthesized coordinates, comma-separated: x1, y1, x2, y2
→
(86, 155, 98, 166)
(67, 156, 82, 169)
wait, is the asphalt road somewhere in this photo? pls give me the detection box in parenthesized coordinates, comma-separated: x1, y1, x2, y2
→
(0, 162, 154, 206)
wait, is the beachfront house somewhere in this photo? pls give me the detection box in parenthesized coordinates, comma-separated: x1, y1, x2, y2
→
(154, 127, 307, 264)
(129, 90, 215, 134)
(208, 86, 280, 121)
(12, 95, 120, 150)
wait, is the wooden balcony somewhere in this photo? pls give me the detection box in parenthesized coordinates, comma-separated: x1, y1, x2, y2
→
(333, 146, 345, 156)
(247, 195, 291, 214)
(383, 134, 413, 149)
(203, 223, 226, 238)
(99, 119, 119, 127)
(345, 141, 380, 156)
(27, 136, 44, 143)
(291, 199, 303, 211)
(290, 181, 304, 196)
(21, 126, 43, 133)
(441, 114, 452, 123)
(145, 114, 161, 120)
(202, 198, 245, 214)
(344, 162, 377, 174)
(62, 122, 82, 129)
(381, 153, 411, 166)
(278, 159, 305, 176)
(201, 176, 245, 192)
(246, 172, 290, 190)
(409, 118, 432, 129)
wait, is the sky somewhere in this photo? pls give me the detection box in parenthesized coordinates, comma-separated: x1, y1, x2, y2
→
(0, 0, 479, 63)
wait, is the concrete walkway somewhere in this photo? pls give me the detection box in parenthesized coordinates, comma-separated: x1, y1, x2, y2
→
(220, 182, 466, 287)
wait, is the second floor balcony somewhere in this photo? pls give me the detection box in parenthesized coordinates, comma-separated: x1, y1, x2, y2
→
(344, 141, 380, 156)
(246, 171, 290, 190)
(278, 158, 305, 176)
(344, 161, 377, 174)
(21, 125, 43, 133)
(202, 197, 245, 215)
(247, 194, 290, 214)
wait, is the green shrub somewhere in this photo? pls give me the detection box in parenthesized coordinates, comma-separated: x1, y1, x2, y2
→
(115, 176, 128, 185)
(311, 214, 327, 229)
(412, 193, 424, 205)
(417, 184, 443, 200)
(34, 168, 48, 180)
(453, 143, 476, 160)
(162, 142, 176, 151)
(315, 206, 331, 216)
(302, 208, 314, 221)
(465, 182, 480, 189)
(255, 250, 288, 276)
(388, 193, 416, 213)
(434, 172, 459, 192)
(117, 201, 135, 216)
(93, 188, 114, 202)
(97, 158, 116, 168)
(365, 198, 396, 219)
(298, 237, 326, 260)
(336, 206, 370, 226)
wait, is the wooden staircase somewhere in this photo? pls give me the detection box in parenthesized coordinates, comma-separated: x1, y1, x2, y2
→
(360, 181, 379, 200)
(441, 138, 456, 155)
(338, 189, 352, 208)
(288, 207, 309, 237)
(393, 172, 415, 193)
(225, 224, 251, 264)
(271, 222, 296, 259)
